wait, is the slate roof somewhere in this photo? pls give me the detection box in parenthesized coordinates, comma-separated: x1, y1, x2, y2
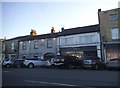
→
(60, 24, 99, 36)
(20, 33, 59, 41)
(4, 24, 99, 42)
(2, 35, 31, 42)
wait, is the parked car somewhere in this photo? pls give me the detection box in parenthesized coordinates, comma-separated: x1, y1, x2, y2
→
(44, 59, 54, 68)
(106, 58, 120, 70)
(2, 58, 15, 68)
(23, 58, 46, 68)
(12, 59, 25, 68)
(51, 55, 83, 69)
(50, 55, 64, 68)
(82, 56, 106, 70)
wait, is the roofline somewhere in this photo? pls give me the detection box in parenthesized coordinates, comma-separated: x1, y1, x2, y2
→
(64, 24, 99, 30)
(99, 8, 120, 13)
(3, 35, 30, 41)
(3, 24, 99, 42)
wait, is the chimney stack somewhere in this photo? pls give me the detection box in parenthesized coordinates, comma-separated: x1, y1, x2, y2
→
(98, 9, 101, 13)
(61, 27, 64, 32)
(30, 29, 37, 36)
(51, 27, 55, 33)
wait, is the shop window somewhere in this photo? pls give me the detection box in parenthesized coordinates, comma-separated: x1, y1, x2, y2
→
(107, 49, 119, 60)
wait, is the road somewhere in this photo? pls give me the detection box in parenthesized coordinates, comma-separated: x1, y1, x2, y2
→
(2, 67, 120, 87)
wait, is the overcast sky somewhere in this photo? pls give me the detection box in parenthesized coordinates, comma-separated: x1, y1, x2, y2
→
(1, 0, 120, 39)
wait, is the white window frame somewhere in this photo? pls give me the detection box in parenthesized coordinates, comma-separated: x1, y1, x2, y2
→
(111, 27, 119, 39)
(22, 42, 27, 50)
(47, 38, 52, 48)
(11, 43, 15, 50)
(3, 44, 5, 51)
(34, 40, 38, 49)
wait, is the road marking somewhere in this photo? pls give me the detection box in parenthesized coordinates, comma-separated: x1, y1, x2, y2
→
(24, 80, 79, 86)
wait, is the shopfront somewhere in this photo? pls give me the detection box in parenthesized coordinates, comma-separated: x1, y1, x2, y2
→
(60, 46, 98, 59)
(105, 43, 120, 60)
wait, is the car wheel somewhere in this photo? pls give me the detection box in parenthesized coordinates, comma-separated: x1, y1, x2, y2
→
(6, 64, 11, 68)
(28, 63, 34, 68)
(17, 65, 21, 68)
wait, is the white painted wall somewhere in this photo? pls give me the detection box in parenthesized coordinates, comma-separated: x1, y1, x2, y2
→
(57, 32, 101, 58)
(19, 38, 57, 59)
(58, 32, 100, 47)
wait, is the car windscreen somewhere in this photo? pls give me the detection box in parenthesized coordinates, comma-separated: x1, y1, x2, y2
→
(4, 59, 10, 61)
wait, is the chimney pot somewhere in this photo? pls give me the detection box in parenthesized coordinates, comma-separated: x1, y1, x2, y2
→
(61, 27, 64, 32)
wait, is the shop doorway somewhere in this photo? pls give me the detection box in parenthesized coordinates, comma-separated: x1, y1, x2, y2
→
(62, 51, 83, 59)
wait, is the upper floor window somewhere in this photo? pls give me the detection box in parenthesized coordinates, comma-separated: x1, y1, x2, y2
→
(47, 39, 52, 48)
(40, 39, 46, 47)
(11, 43, 15, 50)
(34, 40, 38, 49)
(85, 35, 93, 43)
(62, 37, 73, 45)
(110, 14, 117, 21)
(3, 44, 5, 51)
(79, 35, 93, 44)
(111, 27, 119, 39)
(22, 42, 27, 50)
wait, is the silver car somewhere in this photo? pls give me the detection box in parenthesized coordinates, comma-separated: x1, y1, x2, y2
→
(2, 58, 15, 67)
(106, 58, 120, 70)
(23, 58, 46, 68)
(82, 56, 105, 70)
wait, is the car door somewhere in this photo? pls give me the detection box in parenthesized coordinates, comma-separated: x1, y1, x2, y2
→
(36, 59, 45, 66)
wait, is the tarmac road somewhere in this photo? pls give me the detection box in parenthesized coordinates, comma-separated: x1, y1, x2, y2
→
(2, 67, 120, 87)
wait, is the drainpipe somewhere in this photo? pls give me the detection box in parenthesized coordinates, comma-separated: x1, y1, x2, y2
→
(17, 40, 20, 59)
(98, 9, 105, 62)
